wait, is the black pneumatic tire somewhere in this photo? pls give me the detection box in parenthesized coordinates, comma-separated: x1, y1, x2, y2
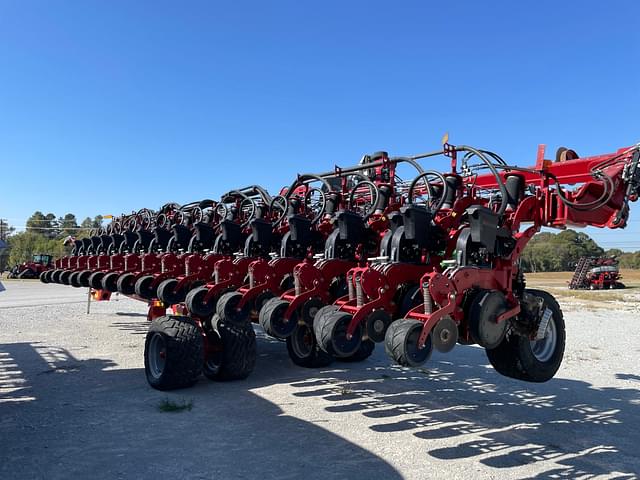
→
(69, 271, 82, 288)
(157, 279, 187, 306)
(384, 319, 433, 367)
(185, 286, 217, 317)
(88, 271, 105, 289)
(286, 322, 334, 368)
(144, 315, 203, 390)
(101, 272, 119, 292)
(216, 291, 250, 326)
(135, 275, 156, 299)
(116, 273, 136, 295)
(314, 310, 361, 358)
(258, 297, 295, 339)
(203, 315, 257, 381)
(486, 289, 565, 383)
(77, 270, 92, 288)
(51, 269, 64, 283)
(39, 270, 50, 283)
(59, 270, 72, 285)
(43, 270, 54, 283)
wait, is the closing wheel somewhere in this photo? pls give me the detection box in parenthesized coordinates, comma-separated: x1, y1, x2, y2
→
(469, 290, 509, 349)
(135, 275, 156, 299)
(101, 272, 120, 293)
(259, 297, 296, 338)
(301, 297, 326, 325)
(486, 289, 565, 383)
(253, 291, 275, 316)
(185, 286, 217, 317)
(69, 271, 82, 288)
(216, 291, 250, 326)
(116, 273, 136, 295)
(384, 319, 433, 367)
(88, 271, 105, 289)
(286, 322, 334, 368)
(365, 310, 392, 343)
(314, 311, 362, 358)
(144, 315, 203, 390)
(39, 271, 50, 284)
(203, 315, 256, 381)
(432, 316, 458, 353)
(158, 278, 188, 306)
(60, 270, 72, 285)
(77, 270, 92, 288)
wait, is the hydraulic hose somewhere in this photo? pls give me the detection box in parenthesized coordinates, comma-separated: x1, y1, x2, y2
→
(456, 145, 509, 216)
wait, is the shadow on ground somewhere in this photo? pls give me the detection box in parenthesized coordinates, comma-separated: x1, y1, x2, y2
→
(279, 338, 640, 479)
(2, 321, 639, 479)
(0, 340, 402, 480)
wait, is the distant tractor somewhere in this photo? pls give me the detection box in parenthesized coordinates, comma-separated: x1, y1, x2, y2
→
(8, 254, 54, 279)
(569, 256, 625, 290)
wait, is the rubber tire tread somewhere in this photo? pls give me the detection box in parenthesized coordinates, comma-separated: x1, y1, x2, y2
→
(157, 279, 184, 306)
(135, 275, 155, 299)
(486, 289, 565, 383)
(116, 273, 136, 294)
(211, 315, 257, 381)
(384, 319, 425, 367)
(88, 271, 105, 289)
(144, 315, 203, 390)
(185, 286, 216, 317)
(313, 305, 341, 355)
(285, 323, 334, 368)
(258, 297, 291, 338)
(216, 291, 250, 326)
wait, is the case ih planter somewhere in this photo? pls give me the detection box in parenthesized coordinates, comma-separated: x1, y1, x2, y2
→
(40, 142, 640, 391)
(569, 256, 625, 290)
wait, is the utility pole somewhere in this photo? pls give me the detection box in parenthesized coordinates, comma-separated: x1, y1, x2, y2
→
(0, 219, 7, 274)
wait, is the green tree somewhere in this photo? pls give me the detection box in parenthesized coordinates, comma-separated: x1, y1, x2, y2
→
(58, 213, 79, 238)
(26, 211, 59, 239)
(7, 232, 66, 266)
(521, 229, 606, 272)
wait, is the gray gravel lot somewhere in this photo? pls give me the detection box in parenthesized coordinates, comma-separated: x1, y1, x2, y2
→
(1, 281, 639, 479)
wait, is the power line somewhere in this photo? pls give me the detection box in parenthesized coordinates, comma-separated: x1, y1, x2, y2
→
(10, 226, 91, 231)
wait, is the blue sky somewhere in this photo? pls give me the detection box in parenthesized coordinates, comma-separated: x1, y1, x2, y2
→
(1, 1, 639, 249)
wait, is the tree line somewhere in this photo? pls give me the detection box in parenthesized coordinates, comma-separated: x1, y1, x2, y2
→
(514, 229, 640, 271)
(1, 211, 639, 272)
(0, 212, 103, 270)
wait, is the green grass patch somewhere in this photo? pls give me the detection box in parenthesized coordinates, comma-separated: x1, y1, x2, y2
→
(157, 397, 193, 413)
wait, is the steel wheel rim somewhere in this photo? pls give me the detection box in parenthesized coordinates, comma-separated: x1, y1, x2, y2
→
(406, 324, 431, 365)
(291, 325, 314, 359)
(530, 315, 557, 362)
(332, 315, 360, 356)
(148, 334, 167, 379)
(273, 304, 294, 337)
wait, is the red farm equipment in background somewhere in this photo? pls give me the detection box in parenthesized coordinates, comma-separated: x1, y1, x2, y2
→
(569, 256, 625, 290)
(8, 254, 54, 279)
